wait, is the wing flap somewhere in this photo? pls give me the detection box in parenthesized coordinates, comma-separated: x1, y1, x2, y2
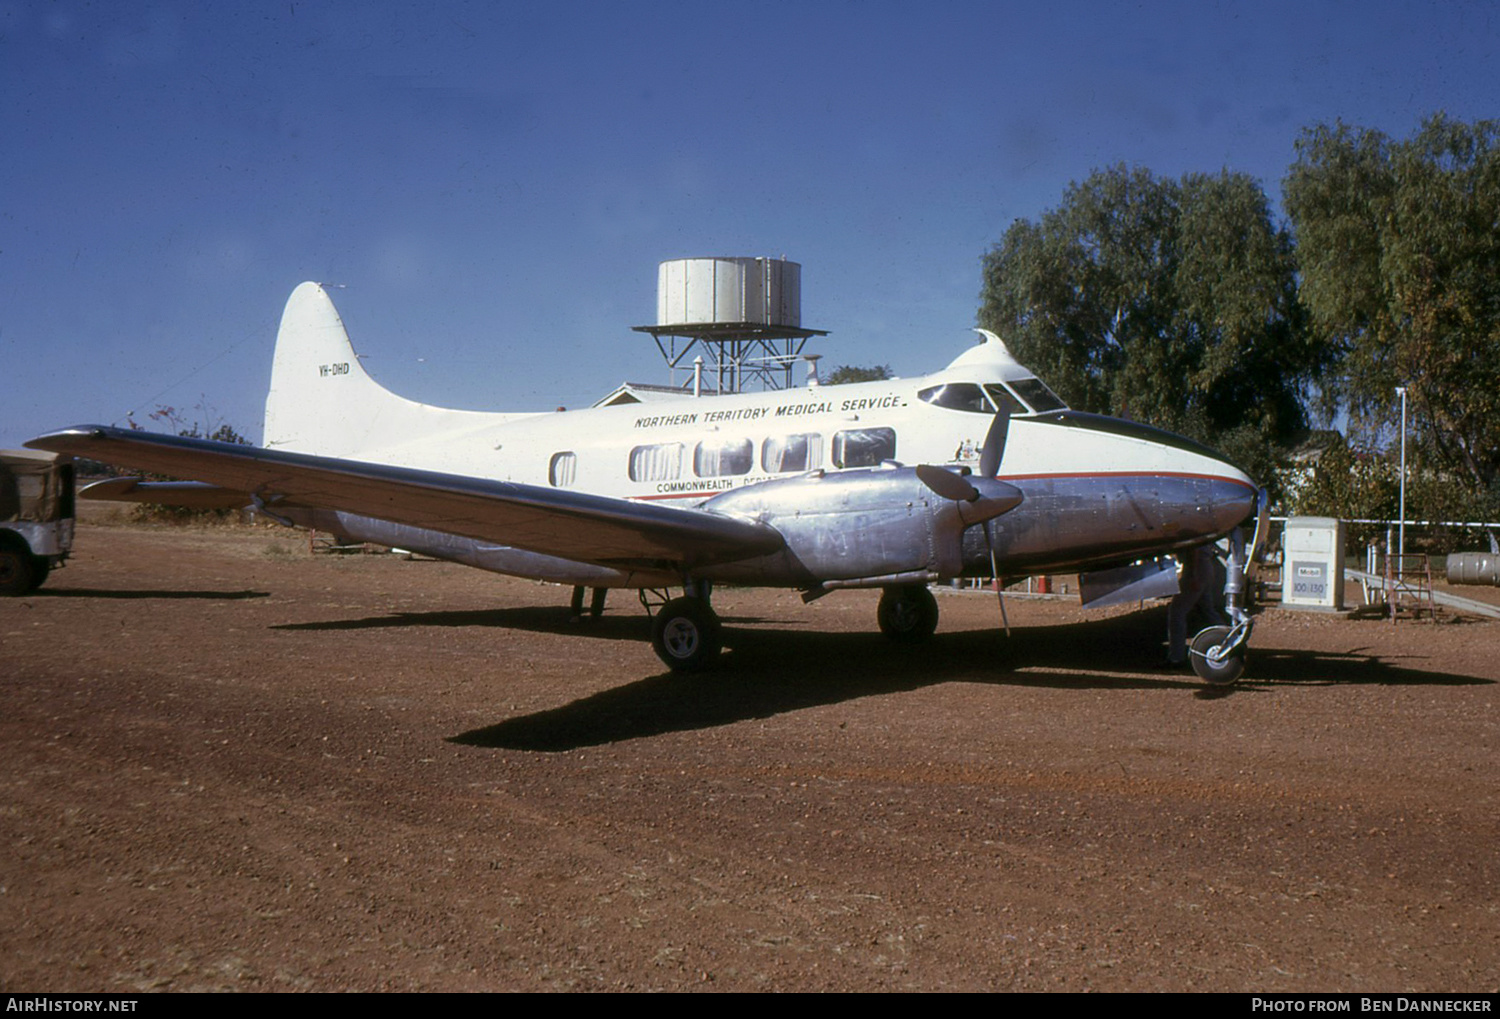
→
(31, 426, 783, 568)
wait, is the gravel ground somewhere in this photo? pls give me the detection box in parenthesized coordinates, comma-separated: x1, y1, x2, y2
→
(2, 520, 1497, 992)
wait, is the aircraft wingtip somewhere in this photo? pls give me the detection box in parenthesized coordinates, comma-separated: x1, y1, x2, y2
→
(23, 425, 111, 451)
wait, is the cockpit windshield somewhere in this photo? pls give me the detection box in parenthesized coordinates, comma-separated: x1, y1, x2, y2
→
(919, 378, 1068, 416)
(916, 383, 991, 413)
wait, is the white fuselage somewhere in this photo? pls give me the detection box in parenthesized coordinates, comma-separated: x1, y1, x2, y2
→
(263, 283, 1257, 587)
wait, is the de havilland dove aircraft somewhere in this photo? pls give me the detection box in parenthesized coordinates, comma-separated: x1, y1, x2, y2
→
(29, 282, 1267, 683)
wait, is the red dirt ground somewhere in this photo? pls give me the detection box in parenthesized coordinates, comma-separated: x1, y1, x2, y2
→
(2, 520, 1497, 992)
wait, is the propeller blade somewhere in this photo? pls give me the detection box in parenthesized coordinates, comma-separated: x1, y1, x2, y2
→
(979, 410, 1010, 479)
(983, 518, 1011, 637)
(915, 463, 978, 502)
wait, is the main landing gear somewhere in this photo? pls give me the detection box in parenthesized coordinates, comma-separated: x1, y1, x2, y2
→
(645, 583, 721, 672)
(877, 584, 939, 643)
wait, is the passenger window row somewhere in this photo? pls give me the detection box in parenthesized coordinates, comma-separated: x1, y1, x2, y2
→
(549, 428, 899, 487)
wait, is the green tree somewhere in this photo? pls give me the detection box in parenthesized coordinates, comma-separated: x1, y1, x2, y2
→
(979, 165, 1319, 494)
(1284, 114, 1500, 523)
(823, 364, 893, 385)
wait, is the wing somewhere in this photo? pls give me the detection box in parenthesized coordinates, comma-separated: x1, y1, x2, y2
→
(29, 426, 784, 569)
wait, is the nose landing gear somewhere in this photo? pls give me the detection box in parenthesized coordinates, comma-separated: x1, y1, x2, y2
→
(1188, 489, 1266, 686)
(1190, 622, 1249, 685)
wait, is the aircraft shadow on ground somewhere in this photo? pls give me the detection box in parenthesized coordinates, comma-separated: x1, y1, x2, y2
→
(451, 607, 1493, 751)
(35, 587, 270, 600)
(270, 605, 772, 638)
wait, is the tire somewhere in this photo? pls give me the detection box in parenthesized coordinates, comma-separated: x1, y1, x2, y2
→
(25, 554, 50, 593)
(877, 584, 939, 643)
(1189, 625, 1245, 686)
(0, 545, 37, 597)
(651, 597, 721, 672)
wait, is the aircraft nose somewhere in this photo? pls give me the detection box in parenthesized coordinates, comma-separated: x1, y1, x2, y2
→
(1205, 467, 1259, 535)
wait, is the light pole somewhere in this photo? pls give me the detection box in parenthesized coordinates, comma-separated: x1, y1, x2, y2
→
(1395, 385, 1408, 568)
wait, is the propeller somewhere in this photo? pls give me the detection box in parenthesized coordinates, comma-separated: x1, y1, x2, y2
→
(914, 463, 978, 502)
(979, 406, 1009, 479)
(978, 409, 1013, 633)
(913, 406, 1016, 635)
(914, 406, 1012, 501)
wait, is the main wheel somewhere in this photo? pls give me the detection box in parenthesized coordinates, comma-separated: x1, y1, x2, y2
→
(0, 546, 38, 597)
(877, 584, 939, 643)
(1189, 625, 1245, 686)
(651, 597, 721, 672)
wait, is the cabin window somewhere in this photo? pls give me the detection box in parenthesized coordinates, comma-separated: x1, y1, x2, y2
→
(832, 427, 896, 468)
(917, 383, 991, 414)
(694, 437, 753, 477)
(762, 433, 824, 473)
(1008, 377, 1067, 413)
(982, 384, 1027, 418)
(548, 451, 577, 488)
(628, 442, 683, 483)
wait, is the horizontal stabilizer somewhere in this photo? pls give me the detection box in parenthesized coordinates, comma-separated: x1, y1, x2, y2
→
(31, 426, 784, 569)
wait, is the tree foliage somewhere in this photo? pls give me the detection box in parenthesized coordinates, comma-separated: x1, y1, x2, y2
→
(1284, 113, 1500, 516)
(978, 165, 1320, 492)
(123, 403, 251, 523)
(823, 364, 893, 385)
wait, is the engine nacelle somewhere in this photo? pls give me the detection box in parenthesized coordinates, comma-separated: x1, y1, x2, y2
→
(701, 465, 1022, 588)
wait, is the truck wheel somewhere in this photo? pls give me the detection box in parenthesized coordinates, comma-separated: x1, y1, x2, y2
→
(0, 546, 37, 596)
(26, 554, 51, 593)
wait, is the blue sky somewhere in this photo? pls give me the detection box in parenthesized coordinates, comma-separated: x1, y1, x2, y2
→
(3, 0, 1496, 447)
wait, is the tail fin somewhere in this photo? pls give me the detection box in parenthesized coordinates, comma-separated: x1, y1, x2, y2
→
(263, 283, 511, 460)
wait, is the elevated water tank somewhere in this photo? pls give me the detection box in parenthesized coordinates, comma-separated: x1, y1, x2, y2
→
(656, 257, 801, 329)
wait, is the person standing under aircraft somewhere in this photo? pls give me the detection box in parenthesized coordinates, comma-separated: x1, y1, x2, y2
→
(1166, 545, 1226, 667)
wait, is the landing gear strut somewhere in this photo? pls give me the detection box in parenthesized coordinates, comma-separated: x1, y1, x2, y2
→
(1188, 493, 1266, 685)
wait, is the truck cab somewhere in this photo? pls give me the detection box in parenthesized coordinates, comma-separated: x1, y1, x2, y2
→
(1, 449, 75, 595)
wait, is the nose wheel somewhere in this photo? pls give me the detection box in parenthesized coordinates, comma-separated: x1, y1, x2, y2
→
(1189, 624, 1246, 686)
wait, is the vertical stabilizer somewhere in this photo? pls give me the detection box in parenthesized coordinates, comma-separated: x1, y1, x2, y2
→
(262, 283, 521, 461)
(265, 283, 383, 454)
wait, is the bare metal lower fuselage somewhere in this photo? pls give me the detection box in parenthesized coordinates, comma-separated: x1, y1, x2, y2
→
(290, 468, 1256, 591)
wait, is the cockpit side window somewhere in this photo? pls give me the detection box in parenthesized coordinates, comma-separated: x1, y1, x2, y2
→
(982, 384, 1027, 417)
(1009, 377, 1067, 413)
(917, 383, 992, 413)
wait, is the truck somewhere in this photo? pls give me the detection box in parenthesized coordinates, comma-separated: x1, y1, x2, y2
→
(0, 449, 75, 595)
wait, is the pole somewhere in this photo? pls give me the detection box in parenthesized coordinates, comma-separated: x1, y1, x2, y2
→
(1396, 386, 1408, 573)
